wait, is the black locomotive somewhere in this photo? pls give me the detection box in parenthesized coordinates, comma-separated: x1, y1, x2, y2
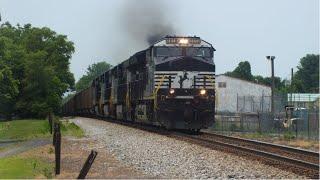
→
(62, 36, 216, 131)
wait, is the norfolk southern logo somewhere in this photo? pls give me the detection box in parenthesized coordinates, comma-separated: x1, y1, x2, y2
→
(179, 71, 189, 88)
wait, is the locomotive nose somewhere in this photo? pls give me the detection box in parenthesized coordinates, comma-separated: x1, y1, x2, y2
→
(183, 104, 199, 126)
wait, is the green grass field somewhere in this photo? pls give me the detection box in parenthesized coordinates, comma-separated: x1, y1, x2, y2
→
(0, 118, 84, 178)
(0, 156, 53, 178)
(0, 120, 51, 140)
(0, 119, 84, 140)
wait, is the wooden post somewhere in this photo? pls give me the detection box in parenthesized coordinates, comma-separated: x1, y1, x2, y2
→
(55, 123, 61, 175)
(77, 150, 98, 179)
(53, 123, 58, 146)
(48, 112, 53, 134)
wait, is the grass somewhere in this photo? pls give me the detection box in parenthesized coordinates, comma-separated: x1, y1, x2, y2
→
(0, 118, 84, 178)
(287, 139, 319, 150)
(240, 132, 268, 139)
(228, 131, 319, 151)
(0, 156, 54, 178)
(60, 120, 85, 138)
(0, 119, 84, 140)
(0, 119, 50, 140)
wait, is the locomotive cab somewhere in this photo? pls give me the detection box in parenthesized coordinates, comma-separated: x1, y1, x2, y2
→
(151, 36, 216, 131)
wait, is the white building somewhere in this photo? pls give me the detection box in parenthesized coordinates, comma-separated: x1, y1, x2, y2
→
(215, 75, 271, 113)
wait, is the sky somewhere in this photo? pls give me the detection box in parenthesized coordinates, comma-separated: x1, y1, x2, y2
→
(0, 0, 318, 81)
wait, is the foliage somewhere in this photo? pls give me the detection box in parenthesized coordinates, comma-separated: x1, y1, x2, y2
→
(292, 54, 319, 93)
(75, 61, 112, 92)
(225, 61, 287, 92)
(0, 119, 84, 140)
(60, 120, 85, 137)
(0, 156, 53, 179)
(283, 131, 295, 140)
(253, 75, 286, 92)
(62, 92, 76, 105)
(226, 55, 319, 93)
(0, 119, 50, 140)
(225, 61, 253, 81)
(0, 64, 19, 119)
(0, 22, 75, 118)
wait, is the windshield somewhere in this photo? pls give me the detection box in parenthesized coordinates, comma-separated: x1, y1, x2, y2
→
(155, 47, 182, 57)
(155, 47, 212, 58)
(186, 47, 212, 58)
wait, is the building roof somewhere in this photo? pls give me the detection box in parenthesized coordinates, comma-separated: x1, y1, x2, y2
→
(287, 93, 320, 102)
(216, 74, 271, 88)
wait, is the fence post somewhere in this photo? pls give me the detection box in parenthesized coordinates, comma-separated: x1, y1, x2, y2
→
(55, 123, 61, 175)
(53, 123, 58, 146)
(308, 95, 310, 140)
(295, 118, 298, 139)
(258, 112, 261, 133)
(77, 150, 98, 179)
(236, 93, 238, 112)
(243, 96, 246, 112)
(48, 112, 53, 134)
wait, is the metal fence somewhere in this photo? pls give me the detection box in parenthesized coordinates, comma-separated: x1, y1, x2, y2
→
(211, 94, 319, 140)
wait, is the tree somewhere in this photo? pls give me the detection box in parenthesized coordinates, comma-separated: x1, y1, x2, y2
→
(0, 64, 19, 119)
(0, 22, 75, 118)
(16, 52, 68, 117)
(226, 61, 286, 91)
(253, 75, 285, 91)
(292, 54, 319, 93)
(225, 61, 253, 81)
(75, 61, 112, 92)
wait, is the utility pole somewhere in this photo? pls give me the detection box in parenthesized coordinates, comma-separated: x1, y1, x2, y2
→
(266, 56, 275, 117)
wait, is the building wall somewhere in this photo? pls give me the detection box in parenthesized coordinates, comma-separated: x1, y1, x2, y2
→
(215, 75, 271, 113)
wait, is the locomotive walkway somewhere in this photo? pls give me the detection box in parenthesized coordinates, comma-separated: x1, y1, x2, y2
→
(71, 117, 306, 179)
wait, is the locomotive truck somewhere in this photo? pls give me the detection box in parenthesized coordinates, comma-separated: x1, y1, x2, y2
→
(63, 36, 216, 131)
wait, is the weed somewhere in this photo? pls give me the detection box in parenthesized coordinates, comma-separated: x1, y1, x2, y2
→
(32, 160, 37, 169)
(42, 167, 53, 179)
(48, 147, 54, 154)
(283, 131, 295, 140)
(229, 124, 238, 131)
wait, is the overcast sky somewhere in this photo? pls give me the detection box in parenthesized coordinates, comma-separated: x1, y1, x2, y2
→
(0, 0, 318, 81)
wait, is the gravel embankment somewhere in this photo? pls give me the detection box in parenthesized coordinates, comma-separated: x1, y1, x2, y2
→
(72, 117, 305, 179)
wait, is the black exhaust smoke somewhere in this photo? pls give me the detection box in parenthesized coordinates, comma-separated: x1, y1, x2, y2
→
(120, 0, 177, 45)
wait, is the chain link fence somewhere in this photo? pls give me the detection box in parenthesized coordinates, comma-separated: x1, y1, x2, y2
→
(211, 93, 319, 140)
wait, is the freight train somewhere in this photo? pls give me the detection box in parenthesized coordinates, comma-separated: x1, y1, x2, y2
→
(62, 36, 216, 131)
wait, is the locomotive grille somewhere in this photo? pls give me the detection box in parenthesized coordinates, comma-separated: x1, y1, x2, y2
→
(154, 71, 215, 89)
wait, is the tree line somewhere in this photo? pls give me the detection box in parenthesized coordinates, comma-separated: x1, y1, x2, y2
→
(0, 22, 75, 119)
(225, 54, 319, 93)
(61, 61, 112, 105)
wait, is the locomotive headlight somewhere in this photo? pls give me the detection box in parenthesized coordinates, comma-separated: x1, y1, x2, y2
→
(200, 89, 206, 95)
(169, 89, 175, 94)
(179, 38, 188, 44)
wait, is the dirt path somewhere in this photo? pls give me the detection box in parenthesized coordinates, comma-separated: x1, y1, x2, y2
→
(17, 136, 149, 178)
(57, 137, 149, 178)
(0, 139, 50, 158)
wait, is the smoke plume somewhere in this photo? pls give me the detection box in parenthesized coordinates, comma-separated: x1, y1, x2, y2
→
(120, 0, 177, 45)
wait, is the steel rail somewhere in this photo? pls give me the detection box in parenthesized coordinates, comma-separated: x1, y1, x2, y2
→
(179, 134, 319, 172)
(202, 132, 319, 158)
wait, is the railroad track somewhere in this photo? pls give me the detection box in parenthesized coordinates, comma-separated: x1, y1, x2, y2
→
(201, 132, 319, 165)
(171, 132, 319, 178)
(87, 116, 320, 178)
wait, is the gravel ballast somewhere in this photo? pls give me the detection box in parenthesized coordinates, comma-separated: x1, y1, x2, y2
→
(72, 117, 305, 179)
